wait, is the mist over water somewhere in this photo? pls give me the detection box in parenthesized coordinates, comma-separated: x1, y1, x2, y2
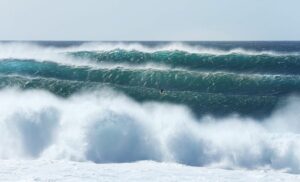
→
(1, 42, 300, 173)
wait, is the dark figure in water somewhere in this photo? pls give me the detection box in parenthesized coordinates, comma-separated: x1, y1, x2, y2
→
(160, 89, 164, 94)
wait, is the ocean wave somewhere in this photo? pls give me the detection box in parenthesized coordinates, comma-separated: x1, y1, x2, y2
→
(0, 75, 279, 117)
(1, 59, 300, 96)
(1, 42, 300, 75)
(1, 42, 299, 60)
(0, 88, 299, 173)
(67, 42, 300, 56)
(69, 50, 300, 75)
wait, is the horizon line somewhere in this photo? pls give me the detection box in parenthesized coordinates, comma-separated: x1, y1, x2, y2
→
(0, 40, 300, 42)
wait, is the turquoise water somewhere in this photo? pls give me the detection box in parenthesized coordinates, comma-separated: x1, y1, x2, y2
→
(1, 41, 300, 117)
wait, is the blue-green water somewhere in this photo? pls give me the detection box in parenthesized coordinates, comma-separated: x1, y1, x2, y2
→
(1, 41, 300, 117)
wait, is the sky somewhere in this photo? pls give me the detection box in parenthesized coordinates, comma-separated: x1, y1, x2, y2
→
(0, 0, 299, 41)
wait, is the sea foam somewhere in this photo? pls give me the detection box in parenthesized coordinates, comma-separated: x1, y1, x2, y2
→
(0, 88, 299, 173)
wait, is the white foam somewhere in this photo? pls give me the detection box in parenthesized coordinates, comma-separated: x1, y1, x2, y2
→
(0, 160, 299, 182)
(66, 42, 300, 56)
(0, 88, 300, 173)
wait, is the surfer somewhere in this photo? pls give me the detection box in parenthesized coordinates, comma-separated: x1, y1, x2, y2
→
(160, 88, 164, 94)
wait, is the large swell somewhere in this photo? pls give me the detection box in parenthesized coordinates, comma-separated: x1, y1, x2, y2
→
(1, 42, 300, 173)
(1, 42, 300, 116)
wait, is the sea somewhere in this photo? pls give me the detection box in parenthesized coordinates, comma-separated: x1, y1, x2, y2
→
(0, 41, 300, 181)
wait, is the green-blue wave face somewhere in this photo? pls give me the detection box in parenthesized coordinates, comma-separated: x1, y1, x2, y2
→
(1, 42, 300, 117)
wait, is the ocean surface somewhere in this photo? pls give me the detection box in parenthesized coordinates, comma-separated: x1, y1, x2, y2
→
(1, 41, 300, 179)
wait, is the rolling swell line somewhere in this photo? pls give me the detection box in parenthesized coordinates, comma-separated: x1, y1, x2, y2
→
(0, 75, 278, 117)
(1, 59, 300, 96)
(69, 50, 300, 75)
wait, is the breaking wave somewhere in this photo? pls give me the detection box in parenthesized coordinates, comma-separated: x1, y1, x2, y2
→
(0, 89, 300, 173)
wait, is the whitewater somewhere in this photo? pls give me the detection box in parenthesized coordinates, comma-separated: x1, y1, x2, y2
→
(1, 41, 300, 181)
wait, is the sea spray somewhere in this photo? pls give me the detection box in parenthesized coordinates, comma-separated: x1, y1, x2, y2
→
(0, 89, 300, 173)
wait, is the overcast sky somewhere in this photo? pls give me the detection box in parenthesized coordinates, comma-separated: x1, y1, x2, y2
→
(0, 0, 299, 41)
